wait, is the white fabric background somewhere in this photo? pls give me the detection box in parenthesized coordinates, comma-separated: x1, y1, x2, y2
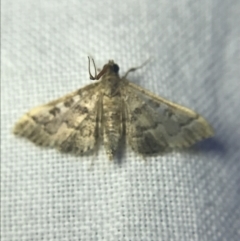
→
(1, 0, 240, 240)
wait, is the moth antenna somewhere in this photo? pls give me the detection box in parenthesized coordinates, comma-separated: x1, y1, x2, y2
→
(88, 56, 97, 80)
(88, 56, 109, 80)
(123, 58, 151, 79)
(95, 65, 109, 80)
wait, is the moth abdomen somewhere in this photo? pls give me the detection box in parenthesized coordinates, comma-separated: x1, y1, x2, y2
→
(102, 96, 123, 159)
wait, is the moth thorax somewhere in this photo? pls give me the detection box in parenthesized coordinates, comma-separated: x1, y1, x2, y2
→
(102, 75, 121, 97)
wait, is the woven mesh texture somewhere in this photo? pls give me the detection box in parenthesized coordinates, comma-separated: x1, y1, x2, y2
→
(1, 0, 240, 240)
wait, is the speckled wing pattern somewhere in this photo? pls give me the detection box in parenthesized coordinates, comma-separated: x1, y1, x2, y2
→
(13, 83, 101, 155)
(123, 82, 213, 155)
(13, 59, 213, 159)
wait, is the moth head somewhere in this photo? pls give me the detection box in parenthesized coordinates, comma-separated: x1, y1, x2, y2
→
(88, 57, 120, 80)
(99, 60, 120, 78)
(107, 60, 120, 74)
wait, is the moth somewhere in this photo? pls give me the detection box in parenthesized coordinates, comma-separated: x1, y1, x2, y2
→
(13, 57, 214, 160)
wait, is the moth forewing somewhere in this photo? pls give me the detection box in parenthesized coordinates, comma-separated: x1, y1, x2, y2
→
(123, 81, 213, 155)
